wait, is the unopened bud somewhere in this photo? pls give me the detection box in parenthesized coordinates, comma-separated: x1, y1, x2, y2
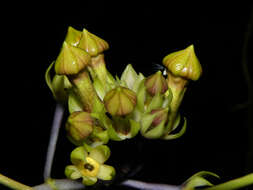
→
(66, 111, 94, 142)
(55, 41, 91, 75)
(145, 71, 168, 96)
(104, 86, 137, 116)
(78, 28, 109, 57)
(162, 45, 202, 81)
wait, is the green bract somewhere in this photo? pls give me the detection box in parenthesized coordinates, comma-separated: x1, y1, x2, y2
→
(65, 145, 115, 186)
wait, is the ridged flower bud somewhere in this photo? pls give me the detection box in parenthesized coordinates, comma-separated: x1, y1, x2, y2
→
(55, 41, 91, 75)
(145, 71, 168, 96)
(65, 26, 82, 46)
(162, 45, 202, 81)
(78, 28, 109, 57)
(104, 86, 137, 116)
(140, 108, 168, 139)
(66, 111, 94, 142)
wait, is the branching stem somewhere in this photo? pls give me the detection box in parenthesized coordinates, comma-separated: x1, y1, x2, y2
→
(0, 173, 34, 190)
(43, 103, 65, 181)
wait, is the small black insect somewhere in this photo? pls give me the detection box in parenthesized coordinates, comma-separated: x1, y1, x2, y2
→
(152, 63, 168, 77)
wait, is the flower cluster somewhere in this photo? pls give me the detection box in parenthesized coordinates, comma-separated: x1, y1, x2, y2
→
(45, 26, 202, 186)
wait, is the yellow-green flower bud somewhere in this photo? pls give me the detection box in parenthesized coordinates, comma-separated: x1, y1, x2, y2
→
(145, 71, 168, 96)
(104, 86, 137, 116)
(150, 108, 168, 126)
(162, 44, 202, 81)
(55, 41, 91, 75)
(66, 111, 94, 142)
(140, 108, 168, 139)
(65, 26, 82, 46)
(78, 28, 109, 57)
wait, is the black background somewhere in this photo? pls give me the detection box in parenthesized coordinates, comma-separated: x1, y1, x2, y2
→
(1, 2, 253, 189)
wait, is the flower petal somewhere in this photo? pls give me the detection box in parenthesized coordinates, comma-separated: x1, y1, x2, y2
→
(97, 164, 116, 181)
(70, 146, 88, 165)
(89, 145, 111, 164)
(65, 165, 82, 180)
(82, 176, 97, 186)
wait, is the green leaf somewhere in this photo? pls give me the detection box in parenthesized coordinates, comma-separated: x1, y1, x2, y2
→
(163, 117, 187, 140)
(97, 164, 116, 181)
(89, 145, 111, 164)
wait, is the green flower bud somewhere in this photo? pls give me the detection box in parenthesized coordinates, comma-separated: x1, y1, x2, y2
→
(150, 108, 168, 126)
(65, 26, 82, 46)
(162, 44, 202, 81)
(145, 71, 168, 96)
(104, 86, 137, 116)
(55, 41, 91, 75)
(140, 108, 168, 139)
(66, 111, 94, 142)
(78, 28, 109, 57)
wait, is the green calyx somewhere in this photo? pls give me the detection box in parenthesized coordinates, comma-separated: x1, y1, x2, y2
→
(163, 44, 202, 81)
(145, 71, 168, 96)
(66, 111, 94, 142)
(55, 41, 91, 75)
(104, 86, 137, 116)
(65, 26, 82, 47)
(78, 28, 109, 57)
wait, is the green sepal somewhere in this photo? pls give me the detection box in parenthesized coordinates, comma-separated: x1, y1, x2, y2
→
(146, 93, 163, 113)
(93, 76, 106, 100)
(97, 165, 116, 181)
(132, 73, 145, 92)
(136, 80, 146, 112)
(70, 146, 88, 165)
(91, 128, 109, 145)
(129, 119, 141, 138)
(45, 61, 72, 103)
(163, 117, 187, 140)
(107, 124, 123, 141)
(65, 165, 82, 180)
(182, 171, 219, 190)
(89, 145, 111, 164)
(68, 90, 83, 113)
(162, 87, 173, 108)
(120, 64, 138, 90)
(140, 113, 158, 134)
(141, 111, 166, 139)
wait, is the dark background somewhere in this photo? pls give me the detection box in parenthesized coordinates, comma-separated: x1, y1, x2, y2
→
(1, 2, 253, 189)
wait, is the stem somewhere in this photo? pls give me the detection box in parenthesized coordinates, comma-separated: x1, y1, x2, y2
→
(0, 173, 34, 190)
(203, 173, 253, 190)
(121, 179, 180, 190)
(33, 179, 85, 190)
(43, 103, 65, 181)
